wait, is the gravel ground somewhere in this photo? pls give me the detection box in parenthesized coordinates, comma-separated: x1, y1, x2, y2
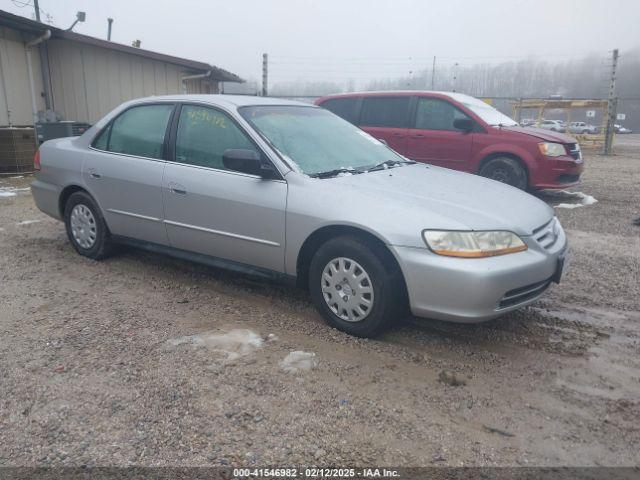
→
(0, 139, 639, 467)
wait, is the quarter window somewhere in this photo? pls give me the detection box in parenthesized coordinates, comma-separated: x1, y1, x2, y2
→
(175, 105, 258, 170)
(360, 96, 411, 128)
(102, 104, 174, 159)
(414, 98, 471, 131)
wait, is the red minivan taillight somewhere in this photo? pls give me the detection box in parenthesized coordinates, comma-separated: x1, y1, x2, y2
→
(34, 149, 41, 171)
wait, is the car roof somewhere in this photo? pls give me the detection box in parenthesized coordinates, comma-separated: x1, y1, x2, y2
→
(316, 90, 480, 104)
(129, 94, 313, 109)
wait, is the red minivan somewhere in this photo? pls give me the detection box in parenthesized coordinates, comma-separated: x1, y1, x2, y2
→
(315, 91, 583, 190)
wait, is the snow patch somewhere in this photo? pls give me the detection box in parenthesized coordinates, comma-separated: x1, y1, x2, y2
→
(542, 190, 598, 209)
(17, 219, 41, 225)
(0, 186, 30, 198)
(280, 351, 316, 373)
(168, 329, 264, 360)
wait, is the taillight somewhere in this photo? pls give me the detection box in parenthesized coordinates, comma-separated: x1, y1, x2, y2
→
(34, 150, 41, 171)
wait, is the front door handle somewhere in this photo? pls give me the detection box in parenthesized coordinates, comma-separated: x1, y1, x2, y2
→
(411, 133, 425, 138)
(168, 182, 187, 195)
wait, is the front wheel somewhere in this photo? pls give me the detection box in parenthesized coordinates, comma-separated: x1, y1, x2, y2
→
(64, 191, 113, 260)
(478, 157, 528, 190)
(309, 236, 405, 337)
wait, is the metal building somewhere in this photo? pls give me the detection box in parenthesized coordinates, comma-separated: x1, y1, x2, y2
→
(0, 9, 242, 128)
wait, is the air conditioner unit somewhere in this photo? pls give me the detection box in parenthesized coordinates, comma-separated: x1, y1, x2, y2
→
(0, 127, 36, 174)
(35, 121, 91, 144)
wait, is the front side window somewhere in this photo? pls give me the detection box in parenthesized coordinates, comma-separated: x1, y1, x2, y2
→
(175, 105, 258, 170)
(360, 96, 411, 128)
(97, 104, 173, 159)
(240, 105, 405, 176)
(414, 98, 470, 131)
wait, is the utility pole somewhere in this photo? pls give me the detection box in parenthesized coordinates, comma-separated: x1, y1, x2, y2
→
(33, 0, 41, 22)
(452, 62, 459, 92)
(603, 48, 619, 155)
(431, 56, 436, 90)
(262, 53, 268, 97)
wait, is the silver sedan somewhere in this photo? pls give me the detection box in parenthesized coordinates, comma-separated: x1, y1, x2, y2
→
(31, 95, 568, 337)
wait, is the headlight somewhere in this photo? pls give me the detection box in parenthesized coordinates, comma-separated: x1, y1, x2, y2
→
(538, 142, 566, 157)
(422, 230, 528, 258)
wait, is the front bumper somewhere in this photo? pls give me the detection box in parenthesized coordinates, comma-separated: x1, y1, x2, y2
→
(531, 156, 584, 189)
(391, 228, 567, 323)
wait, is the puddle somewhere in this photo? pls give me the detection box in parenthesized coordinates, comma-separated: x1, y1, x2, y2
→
(280, 351, 317, 373)
(539, 190, 598, 209)
(167, 329, 264, 360)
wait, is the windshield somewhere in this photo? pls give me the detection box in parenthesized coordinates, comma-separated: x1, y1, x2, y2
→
(450, 94, 518, 126)
(239, 105, 406, 176)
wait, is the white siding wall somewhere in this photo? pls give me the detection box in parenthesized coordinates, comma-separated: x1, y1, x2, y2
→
(0, 26, 45, 126)
(46, 38, 216, 123)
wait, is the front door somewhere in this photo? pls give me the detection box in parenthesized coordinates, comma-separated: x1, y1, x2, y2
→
(162, 104, 287, 273)
(405, 97, 473, 171)
(83, 103, 174, 245)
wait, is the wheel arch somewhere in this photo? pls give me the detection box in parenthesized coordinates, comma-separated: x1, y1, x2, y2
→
(477, 152, 530, 187)
(295, 225, 406, 294)
(58, 184, 89, 218)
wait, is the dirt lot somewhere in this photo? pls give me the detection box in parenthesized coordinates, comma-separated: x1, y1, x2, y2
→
(1, 138, 639, 468)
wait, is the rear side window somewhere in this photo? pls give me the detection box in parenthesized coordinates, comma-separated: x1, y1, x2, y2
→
(360, 96, 411, 128)
(414, 98, 470, 131)
(96, 104, 173, 159)
(320, 98, 360, 124)
(174, 105, 258, 170)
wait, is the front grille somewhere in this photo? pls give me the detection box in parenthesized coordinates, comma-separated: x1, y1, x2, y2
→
(532, 218, 559, 250)
(566, 143, 581, 161)
(498, 278, 552, 309)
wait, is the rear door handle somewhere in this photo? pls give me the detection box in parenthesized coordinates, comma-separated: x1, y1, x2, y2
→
(168, 182, 187, 195)
(87, 168, 101, 179)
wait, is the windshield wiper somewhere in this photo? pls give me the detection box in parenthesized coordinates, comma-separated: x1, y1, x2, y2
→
(308, 167, 363, 179)
(362, 159, 415, 172)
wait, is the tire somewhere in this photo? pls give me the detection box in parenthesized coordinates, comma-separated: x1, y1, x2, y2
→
(478, 156, 528, 190)
(63, 191, 113, 260)
(308, 235, 405, 337)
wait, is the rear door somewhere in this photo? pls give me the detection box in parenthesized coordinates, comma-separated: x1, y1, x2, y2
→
(405, 96, 474, 171)
(84, 103, 174, 245)
(358, 96, 411, 153)
(162, 104, 287, 272)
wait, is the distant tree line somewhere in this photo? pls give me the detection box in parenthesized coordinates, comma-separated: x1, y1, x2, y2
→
(270, 49, 640, 100)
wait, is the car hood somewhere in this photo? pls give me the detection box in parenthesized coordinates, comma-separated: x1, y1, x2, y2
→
(319, 164, 553, 241)
(501, 126, 577, 143)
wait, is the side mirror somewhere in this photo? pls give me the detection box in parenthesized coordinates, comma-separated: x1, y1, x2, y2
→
(222, 149, 277, 179)
(453, 118, 473, 132)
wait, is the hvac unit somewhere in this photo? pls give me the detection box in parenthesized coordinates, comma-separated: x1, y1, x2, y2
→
(0, 128, 36, 174)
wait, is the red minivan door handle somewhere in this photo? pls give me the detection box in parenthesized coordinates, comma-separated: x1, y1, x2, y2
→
(391, 132, 405, 138)
(411, 133, 425, 139)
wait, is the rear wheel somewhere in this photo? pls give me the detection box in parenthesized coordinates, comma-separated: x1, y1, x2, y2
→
(309, 235, 405, 337)
(64, 191, 113, 260)
(479, 157, 528, 190)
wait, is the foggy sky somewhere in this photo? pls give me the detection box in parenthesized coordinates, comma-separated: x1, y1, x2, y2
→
(3, 0, 639, 85)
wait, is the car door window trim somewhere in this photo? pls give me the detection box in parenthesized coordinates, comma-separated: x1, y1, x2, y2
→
(167, 102, 285, 181)
(90, 101, 177, 161)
